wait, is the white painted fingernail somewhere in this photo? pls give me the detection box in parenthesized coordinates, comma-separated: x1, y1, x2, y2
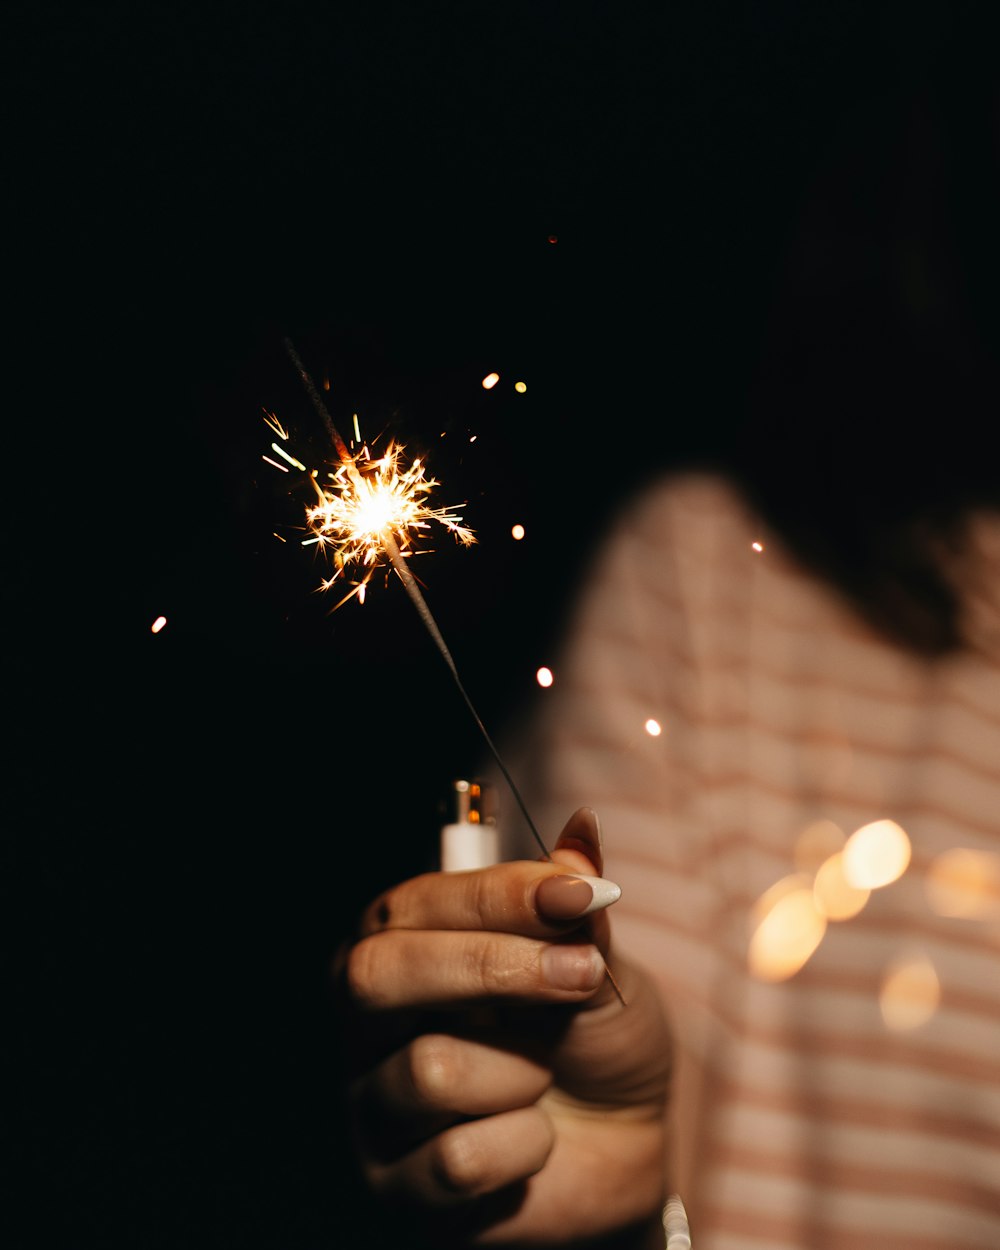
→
(581, 875, 622, 914)
(536, 874, 622, 920)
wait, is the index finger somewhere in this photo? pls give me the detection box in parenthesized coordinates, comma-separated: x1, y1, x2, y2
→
(358, 860, 622, 941)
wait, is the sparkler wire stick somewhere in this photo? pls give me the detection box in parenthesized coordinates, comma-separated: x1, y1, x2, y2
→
(283, 337, 551, 861)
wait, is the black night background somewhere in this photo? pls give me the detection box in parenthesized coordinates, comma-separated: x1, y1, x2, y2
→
(8, 4, 996, 1248)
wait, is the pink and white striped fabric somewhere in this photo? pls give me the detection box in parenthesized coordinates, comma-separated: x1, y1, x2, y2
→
(499, 473, 1000, 1249)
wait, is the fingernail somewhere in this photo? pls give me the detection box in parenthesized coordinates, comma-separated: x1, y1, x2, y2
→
(536, 874, 622, 920)
(541, 944, 606, 990)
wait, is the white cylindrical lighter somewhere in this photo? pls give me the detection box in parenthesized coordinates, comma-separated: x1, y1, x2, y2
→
(440, 778, 499, 871)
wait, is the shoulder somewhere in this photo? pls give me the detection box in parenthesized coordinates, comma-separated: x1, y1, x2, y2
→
(587, 471, 757, 571)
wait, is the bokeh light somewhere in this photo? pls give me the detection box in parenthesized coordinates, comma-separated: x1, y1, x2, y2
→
(842, 819, 911, 889)
(481, 372, 500, 390)
(511, 524, 525, 540)
(813, 851, 870, 921)
(749, 875, 827, 981)
(536, 667, 554, 688)
(925, 848, 1000, 919)
(880, 951, 940, 1031)
(644, 718, 662, 737)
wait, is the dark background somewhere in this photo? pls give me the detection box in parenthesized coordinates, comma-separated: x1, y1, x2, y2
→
(8, 3, 996, 1247)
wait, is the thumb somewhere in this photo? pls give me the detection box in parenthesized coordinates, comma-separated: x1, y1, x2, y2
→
(549, 808, 628, 1006)
(549, 806, 604, 878)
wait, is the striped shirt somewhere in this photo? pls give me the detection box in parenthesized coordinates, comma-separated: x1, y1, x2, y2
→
(497, 472, 1000, 1249)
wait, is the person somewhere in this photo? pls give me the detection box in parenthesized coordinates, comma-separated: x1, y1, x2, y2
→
(334, 82, 1000, 1249)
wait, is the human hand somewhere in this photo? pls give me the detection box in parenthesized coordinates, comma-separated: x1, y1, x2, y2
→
(335, 808, 673, 1247)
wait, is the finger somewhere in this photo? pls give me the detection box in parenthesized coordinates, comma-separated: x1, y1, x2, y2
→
(547, 807, 623, 993)
(353, 1031, 553, 1159)
(364, 1105, 555, 1208)
(548, 806, 605, 878)
(359, 857, 620, 941)
(346, 928, 608, 1011)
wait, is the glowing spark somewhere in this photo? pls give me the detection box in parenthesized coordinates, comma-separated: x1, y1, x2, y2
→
(511, 524, 525, 540)
(264, 374, 475, 608)
(272, 443, 307, 472)
(263, 409, 289, 439)
(536, 667, 554, 688)
(151, 615, 167, 634)
(644, 718, 662, 737)
(303, 439, 476, 601)
(514, 381, 527, 394)
(482, 372, 500, 389)
(751, 540, 764, 553)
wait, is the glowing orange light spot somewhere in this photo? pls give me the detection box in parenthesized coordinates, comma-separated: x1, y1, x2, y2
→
(880, 952, 940, 1031)
(511, 524, 525, 540)
(813, 852, 870, 921)
(547, 235, 558, 244)
(151, 616, 167, 634)
(514, 381, 527, 394)
(482, 372, 500, 390)
(843, 819, 911, 889)
(748, 875, 827, 981)
(536, 667, 554, 688)
(644, 718, 662, 737)
(751, 540, 764, 553)
(925, 848, 1000, 919)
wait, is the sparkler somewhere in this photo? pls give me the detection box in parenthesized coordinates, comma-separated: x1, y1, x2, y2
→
(277, 339, 627, 1005)
(280, 338, 552, 861)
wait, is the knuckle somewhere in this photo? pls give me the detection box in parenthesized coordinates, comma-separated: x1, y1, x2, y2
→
(468, 933, 507, 994)
(468, 869, 497, 927)
(471, 863, 533, 930)
(467, 932, 534, 996)
(343, 936, 390, 1011)
(407, 1033, 464, 1110)
(429, 1123, 492, 1196)
(429, 1110, 555, 1197)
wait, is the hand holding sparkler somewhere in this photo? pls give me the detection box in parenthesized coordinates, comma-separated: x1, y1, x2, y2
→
(336, 808, 673, 1248)
(277, 338, 629, 1005)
